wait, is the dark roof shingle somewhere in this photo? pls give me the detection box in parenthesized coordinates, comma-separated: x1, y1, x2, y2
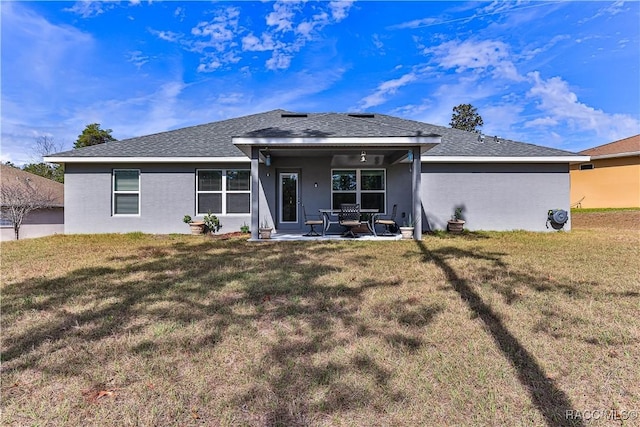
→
(50, 109, 581, 159)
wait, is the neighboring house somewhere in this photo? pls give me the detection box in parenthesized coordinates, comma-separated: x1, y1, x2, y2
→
(45, 110, 588, 240)
(1, 165, 64, 241)
(570, 135, 640, 209)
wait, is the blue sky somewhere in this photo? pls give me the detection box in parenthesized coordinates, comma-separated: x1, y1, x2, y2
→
(2, 1, 639, 164)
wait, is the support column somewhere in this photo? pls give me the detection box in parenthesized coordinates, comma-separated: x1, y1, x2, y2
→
(250, 146, 260, 240)
(412, 146, 422, 240)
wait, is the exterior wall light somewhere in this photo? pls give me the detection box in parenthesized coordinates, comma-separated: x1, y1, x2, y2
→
(360, 151, 367, 163)
(265, 153, 271, 167)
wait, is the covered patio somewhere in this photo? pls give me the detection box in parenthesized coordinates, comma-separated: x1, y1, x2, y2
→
(232, 124, 441, 241)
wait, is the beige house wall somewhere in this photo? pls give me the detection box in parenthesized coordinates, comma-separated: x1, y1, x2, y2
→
(570, 156, 640, 208)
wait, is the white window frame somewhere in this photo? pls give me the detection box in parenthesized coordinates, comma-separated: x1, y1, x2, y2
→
(112, 169, 140, 216)
(331, 168, 386, 213)
(196, 169, 251, 215)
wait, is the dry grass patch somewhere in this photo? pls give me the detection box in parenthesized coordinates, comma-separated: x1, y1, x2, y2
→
(2, 213, 639, 426)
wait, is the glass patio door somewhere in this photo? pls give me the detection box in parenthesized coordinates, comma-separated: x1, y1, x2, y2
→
(279, 172, 299, 227)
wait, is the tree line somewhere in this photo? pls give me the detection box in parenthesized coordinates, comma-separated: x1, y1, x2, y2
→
(3, 123, 116, 183)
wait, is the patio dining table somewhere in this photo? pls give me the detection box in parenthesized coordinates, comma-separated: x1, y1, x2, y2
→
(319, 208, 380, 237)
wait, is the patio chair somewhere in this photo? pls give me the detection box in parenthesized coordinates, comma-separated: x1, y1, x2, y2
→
(339, 203, 361, 238)
(302, 204, 323, 236)
(374, 204, 398, 236)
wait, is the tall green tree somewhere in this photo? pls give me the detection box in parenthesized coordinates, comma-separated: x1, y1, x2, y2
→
(74, 123, 117, 149)
(450, 104, 484, 132)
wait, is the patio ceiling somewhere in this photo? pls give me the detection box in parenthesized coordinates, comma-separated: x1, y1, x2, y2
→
(255, 147, 413, 166)
(232, 135, 442, 166)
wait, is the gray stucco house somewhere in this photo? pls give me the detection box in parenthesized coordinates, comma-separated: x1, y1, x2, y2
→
(45, 109, 588, 240)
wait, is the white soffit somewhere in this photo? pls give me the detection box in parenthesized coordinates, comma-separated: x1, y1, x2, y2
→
(43, 156, 249, 164)
(232, 136, 442, 156)
(421, 155, 591, 164)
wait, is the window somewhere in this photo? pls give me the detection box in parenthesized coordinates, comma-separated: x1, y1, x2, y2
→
(113, 169, 140, 215)
(579, 164, 594, 170)
(197, 169, 250, 214)
(332, 169, 386, 212)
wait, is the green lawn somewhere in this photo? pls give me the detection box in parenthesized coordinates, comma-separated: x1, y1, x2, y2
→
(1, 211, 639, 426)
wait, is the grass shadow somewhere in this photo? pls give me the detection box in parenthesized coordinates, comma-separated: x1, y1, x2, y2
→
(415, 241, 584, 427)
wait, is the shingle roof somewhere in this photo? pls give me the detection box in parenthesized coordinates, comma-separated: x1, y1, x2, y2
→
(1, 165, 64, 207)
(50, 109, 580, 159)
(579, 134, 640, 157)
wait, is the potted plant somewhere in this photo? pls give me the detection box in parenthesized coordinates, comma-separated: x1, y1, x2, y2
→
(183, 214, 205, 235)
(203, 212, 222, 235)
(259, 217, 273, 239)
(447, 208, 465, 234)
(399, 214, 415, 239)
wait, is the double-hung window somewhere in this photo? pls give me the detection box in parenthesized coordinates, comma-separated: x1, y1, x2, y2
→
(113, 169, 140, 215)
(197, 169, 250, 214)
(332, 169, 386, 213)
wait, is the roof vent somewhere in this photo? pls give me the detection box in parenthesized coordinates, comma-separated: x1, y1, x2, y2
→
(348, 113, 375, 118)
(281, 113, 308, 118)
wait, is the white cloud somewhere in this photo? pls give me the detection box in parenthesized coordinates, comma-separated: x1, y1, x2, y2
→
(127, 50, 149, 69)
(149, 1, 354, 73)
(64, 0, 142, 18)
(477, 1, 526, 16)
(524, 117, 559, 128)
(242, 33, 279, 52)
(174, 6, 185, 21)
(329, 0, 354, 22)
(64, 1, 112, 18)
(425, 39, 523, 81)
(251, 0, 354, 70)
(388, 17, 439, 30)
(579, 0, 626, 24)
(191, 7, 240, 50)
(358, 73, 417, 109)
(372, 34, 384, 50)
(216, 92, 246, 105)
(149, 29, 181, 43)
(266, 53, 293, 71)
(520, 35, 570, 61)
(526, 71, 640, 140)
(186, 7, 244, 72)
(266, 1, 297, 32)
